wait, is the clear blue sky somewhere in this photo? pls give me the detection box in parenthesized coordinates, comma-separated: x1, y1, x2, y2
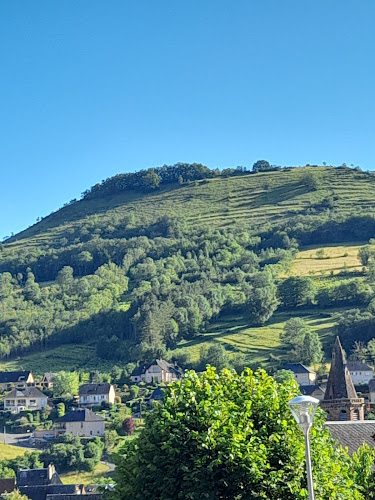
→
(1, 1, 375, 238)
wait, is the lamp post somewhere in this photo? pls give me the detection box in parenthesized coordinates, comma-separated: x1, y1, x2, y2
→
(288, 395, 319, 500)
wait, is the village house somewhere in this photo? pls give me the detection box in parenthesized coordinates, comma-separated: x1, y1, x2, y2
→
(300, 384, 325, 401)
(56, 409, 105, 437)
(0, 371, 35, 391)
(346, 361, 374, 386)
(16, 464, 101, 500)
(40, 372, 54, 389)
(131, 359, 182, 384)
(78, 383, 115, 407)
(3, 387, 48, 413)
(282, 363, 317, 386)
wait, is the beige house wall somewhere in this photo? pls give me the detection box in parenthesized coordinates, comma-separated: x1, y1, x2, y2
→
(62, 420, 105, 437)
(79, 386, 116, 406)
(4, 396, 47, 412)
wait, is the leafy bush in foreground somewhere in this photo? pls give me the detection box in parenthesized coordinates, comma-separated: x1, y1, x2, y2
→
(111, 368, 374, 499)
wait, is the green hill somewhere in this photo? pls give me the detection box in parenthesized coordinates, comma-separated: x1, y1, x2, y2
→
(1, 163, 375, 373)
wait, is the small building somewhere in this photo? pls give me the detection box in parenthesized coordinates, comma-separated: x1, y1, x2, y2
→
(3, 387, 48, 413)
(0, 371, 35, 391)
(131, 359, 182, 384)
(56, 409, 105, 437)
(300, 384, 325, 401)
(282, 363, 317, 386)
(40, 372, 54, 389)
(321, 336, 364, 421)
(147, 387, 164, 408)
(17, 464, 86, 500)
(346, 361, 374, 386)
(325, 420, 375, 455)
(79, 383, 115, 407)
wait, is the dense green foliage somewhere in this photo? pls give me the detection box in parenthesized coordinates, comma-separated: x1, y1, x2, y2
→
(2, 164, 375, 364)
(40, 434, 104, 472)
(111, 368, 374, 499)
(0, 452, 42, 479)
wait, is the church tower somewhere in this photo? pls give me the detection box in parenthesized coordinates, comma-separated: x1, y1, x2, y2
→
(321, 336, 364, 421)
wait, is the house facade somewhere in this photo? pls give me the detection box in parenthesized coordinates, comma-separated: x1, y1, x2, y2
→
(79, 383, 115, 407)
(346, 361, 374, 386)
(131, 359, 182, 384)
(56, 409, 105, 437)
(3, 387, 48, 413)
(40, 372, 54, 389)
(0, 371, 35, 391)
(282, 363, 317, 386)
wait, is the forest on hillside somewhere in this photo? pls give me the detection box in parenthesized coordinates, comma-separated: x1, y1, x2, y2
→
(1, 163, 375, 368)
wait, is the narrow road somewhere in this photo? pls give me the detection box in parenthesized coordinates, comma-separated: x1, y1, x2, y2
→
(0, 431, 33, 447)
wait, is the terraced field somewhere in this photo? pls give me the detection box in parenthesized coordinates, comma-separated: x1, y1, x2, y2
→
(173, 307, 341, 367)
(6, 167, 375, 254)
(290, 243, 365, 277)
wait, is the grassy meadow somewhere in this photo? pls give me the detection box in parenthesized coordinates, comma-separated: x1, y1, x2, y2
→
(60, 462, 113, 485)
(0, 442, 28, 460)
(290, 243, 365, 277)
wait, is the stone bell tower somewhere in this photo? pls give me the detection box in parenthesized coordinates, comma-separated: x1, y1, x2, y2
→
(321, 336, 364, 421)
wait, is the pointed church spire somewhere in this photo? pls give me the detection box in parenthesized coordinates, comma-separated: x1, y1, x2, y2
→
(324, 336, 357, 400)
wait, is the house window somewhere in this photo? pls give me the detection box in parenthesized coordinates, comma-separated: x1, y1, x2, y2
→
(6, 400, 15, 406)
(90, 431, 93, 435)
(81, 422, 84, 428)
(29, 400, 36, 406)
(18, 399, 26, 406)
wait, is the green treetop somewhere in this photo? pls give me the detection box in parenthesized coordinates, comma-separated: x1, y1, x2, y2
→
(111, 367, 374, 500)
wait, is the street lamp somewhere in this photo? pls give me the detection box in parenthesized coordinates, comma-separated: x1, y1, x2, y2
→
(288, 395, 319, 500)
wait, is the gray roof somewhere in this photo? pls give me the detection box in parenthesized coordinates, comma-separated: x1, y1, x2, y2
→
(79, 383, 112, 396)
(42, 372, 54, 382)
(131, 359, 182, 377)
(57, 409, 104, 423)
(300, 385, 325, 396)
(17, 467, 62, 487)
(5, 387, 47, 399)
(0, 371, 32, 383)
(282, 363, 315, 374)
(19, 484, 79, 500)
(346, 361, 373, 372)
(325, 421, 375, 455)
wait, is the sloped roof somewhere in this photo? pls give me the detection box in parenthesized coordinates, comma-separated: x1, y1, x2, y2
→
(0, 478, 16, 494)
(79, 383, 112, 396)
(57, 409, 104, 423)
(17, 466, 62, 487)
(300, 385, 325, 396)
(346, 361, 373, 372)
(131, 359, 182, 377)
(5, 387, 47, 399)
(282, 363, 315, 374)
(0, 371, 32, 383)
(42, 372, 54, 382)
(324, 337, 357, 400)
(150, 388, 164, 400)
(325, 421, 375, 455)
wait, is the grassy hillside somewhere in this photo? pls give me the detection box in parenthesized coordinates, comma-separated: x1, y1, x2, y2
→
(1, 164, 375, 370)
(6, 166, 375, 250)
(0, 442, 28, 460)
